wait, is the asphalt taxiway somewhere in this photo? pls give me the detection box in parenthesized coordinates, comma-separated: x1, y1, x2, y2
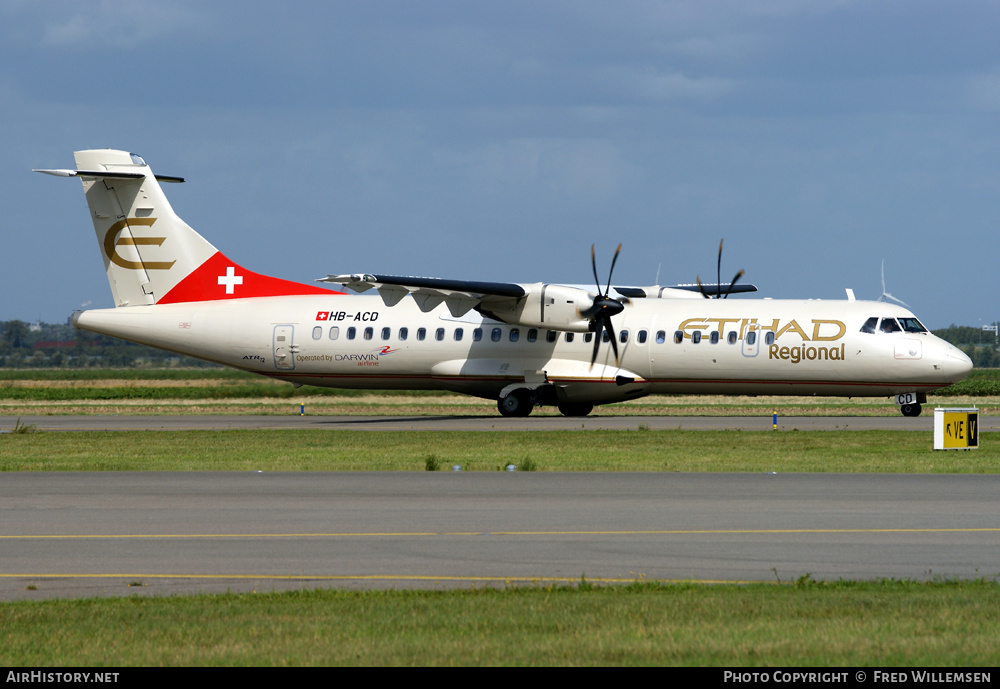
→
(2, 471, 998, 600)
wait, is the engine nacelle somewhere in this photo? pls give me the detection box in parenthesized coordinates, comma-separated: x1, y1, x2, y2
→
(481, 283, 595, 332)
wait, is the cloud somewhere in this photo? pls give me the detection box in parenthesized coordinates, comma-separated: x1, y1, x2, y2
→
(36, 0, 204, 48)
(614, 67, 736, 102)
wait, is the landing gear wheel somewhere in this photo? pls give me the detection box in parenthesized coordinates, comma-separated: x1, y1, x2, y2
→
(558, 403, 594, 417)
(901, 403, 922, 417)
(497, 389, 533, 417)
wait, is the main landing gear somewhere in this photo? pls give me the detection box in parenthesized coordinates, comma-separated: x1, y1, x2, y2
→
(557, 403, 594, 417)
(901, 403, 922, 418)
(496, 390, 595, 418)
(497, 389, 533, 417)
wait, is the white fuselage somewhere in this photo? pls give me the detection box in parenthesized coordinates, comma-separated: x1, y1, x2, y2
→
(72, 293, 972, 405)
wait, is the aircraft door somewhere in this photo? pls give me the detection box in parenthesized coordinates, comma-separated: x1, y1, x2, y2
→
(273, 325, 295, 370)
(741, 325, 760, 357)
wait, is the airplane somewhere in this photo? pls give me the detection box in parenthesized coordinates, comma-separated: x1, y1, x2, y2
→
(35, 149, 972, 418)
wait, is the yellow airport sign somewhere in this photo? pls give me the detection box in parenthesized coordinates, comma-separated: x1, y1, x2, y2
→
(933, 408, 979, 450)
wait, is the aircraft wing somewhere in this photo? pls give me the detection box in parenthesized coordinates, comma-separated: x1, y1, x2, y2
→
(319, 274, 527, 317)
(616, 283, 758, 299)
(320, 273, 761, 318)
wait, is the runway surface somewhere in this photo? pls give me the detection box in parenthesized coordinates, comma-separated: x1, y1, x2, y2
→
(2, 472, 998, 600)
(4, 414, 999, 432)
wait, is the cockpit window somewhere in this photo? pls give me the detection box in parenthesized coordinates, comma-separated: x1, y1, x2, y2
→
(860, 317, 878, 334)
(897, 317, 927, 333)
(879, 318, 902, 334)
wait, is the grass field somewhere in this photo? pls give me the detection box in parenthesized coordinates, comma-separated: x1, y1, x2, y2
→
(0, 428, 995, 473)
(2, 581, 998, 666)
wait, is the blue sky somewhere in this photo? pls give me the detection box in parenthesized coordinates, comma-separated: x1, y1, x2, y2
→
(3, 0, 999, 329)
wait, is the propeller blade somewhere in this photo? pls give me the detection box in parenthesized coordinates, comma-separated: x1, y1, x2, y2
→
(606, 243, 622, 296)
(591, 244, 601, 294)
(723, 269, 745, 299)
(716, 239, 723, 299)
(590, 321, 604, 368)
(695, 239, 747, 300)
(606, 316, 620, 365)
(696, 275, 711, 299)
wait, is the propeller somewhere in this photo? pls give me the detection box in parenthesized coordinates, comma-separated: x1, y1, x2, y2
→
(580, 244, 626, 368)
(696, 239, 745, 299)
(878, 259, 910, 308)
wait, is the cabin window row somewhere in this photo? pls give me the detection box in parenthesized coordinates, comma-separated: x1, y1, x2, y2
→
(670, 330, 775, 346)
(311, 325, 780, 347)
(311, 325, 613, 343)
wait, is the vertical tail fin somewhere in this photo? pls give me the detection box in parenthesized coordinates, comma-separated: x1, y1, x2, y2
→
(36, 149, 335, 306)
(39, 149, 217, 307)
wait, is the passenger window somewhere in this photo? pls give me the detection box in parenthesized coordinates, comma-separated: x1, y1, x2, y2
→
(329, 327, 339, 340)
(727, 331, 737, 345)
(674, 331, 684, 344)
(656, 331, 666, 344)
(638, 330, 648, 344)
(620, 330, 629, 343)
(510, 328, 520, 342)
(435, 328, 445, 341)
(546, 330, 557, 343)
(602, 330, 611, 343)
(584, 333, 593, 343)
(746, 331, 757, 345)
(492, 328, 502, 342)
(764, 331, 774, 345)
(710, 331, 720, 345)
(416, 328, 426, 341)
(860, 317, 878, 334)
(347, 327, 356, 340)
(381, 327, 391, 341)
(565, 332, 575, 343)
(454, 328, 463, 341)
(312, 326, 322, 340)
(692, 331, 702, 344)
(364, 327, 373, 340)
(399, 327, 408, 341)
(527, 328, 537, 343)
(473, 328, 483, 342)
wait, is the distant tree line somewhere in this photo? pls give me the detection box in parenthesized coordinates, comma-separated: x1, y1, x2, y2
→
(3, 319, 998, 368)
(0, 320, 217, 368)
(932, 324, 1000, 368)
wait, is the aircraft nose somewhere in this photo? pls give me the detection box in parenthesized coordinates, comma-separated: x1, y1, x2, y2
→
(940, 346, 973, 383)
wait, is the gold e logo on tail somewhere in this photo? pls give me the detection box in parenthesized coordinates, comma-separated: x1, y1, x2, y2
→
(103, 218, 176, 270)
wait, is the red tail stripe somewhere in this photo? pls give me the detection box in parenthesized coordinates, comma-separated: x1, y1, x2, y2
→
(157, 251, 341, 304)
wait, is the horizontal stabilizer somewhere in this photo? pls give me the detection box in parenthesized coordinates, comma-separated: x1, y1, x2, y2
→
(33, 169, 185, 183)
